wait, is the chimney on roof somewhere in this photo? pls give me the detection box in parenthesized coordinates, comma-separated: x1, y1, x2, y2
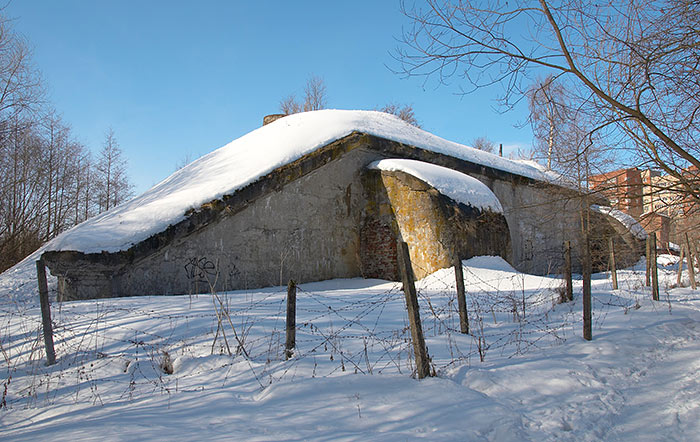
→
(263, 114, 286, 126)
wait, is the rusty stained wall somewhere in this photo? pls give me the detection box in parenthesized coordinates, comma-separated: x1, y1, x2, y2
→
(101, 147, 383, 297)
(360, 170, 511, 280)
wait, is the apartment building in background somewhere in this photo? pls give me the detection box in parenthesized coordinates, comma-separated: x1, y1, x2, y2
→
(590, 167, 677, 250)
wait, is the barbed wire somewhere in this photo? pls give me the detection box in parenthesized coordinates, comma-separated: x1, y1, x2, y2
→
(0, 262, 674, 411)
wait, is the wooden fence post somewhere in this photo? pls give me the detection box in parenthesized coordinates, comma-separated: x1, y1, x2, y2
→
(582, 234, 592, 341)
(397, 241, 431, 379)
(453, 256, 469, 334)
(609, 237, 618, 290)
(36, 260, 56, 365)
(645, 235, 652, 287)
(651, 233, 659, 301)
(564, 241, 573, 302)
(677, 245, 685, 287)
(285, 279, 297, 360)
(685, 233, 696, 290)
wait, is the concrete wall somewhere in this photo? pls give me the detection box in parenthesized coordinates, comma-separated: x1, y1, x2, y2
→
(51, 148, 380, 299)
(361, 170, 511, 280)
(480, 176, 586, 274)
(114, 147, 383, 296)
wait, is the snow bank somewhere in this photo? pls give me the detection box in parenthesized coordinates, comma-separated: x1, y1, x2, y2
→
(419, 255, 560, 294)
(657, 253, 680, 266)
(368, 158, 503, 212)
(3, 255, 699, 440)
(591, 205, 648, 240)
(42, 110, 556, 254)
(459, 255, 519, 272)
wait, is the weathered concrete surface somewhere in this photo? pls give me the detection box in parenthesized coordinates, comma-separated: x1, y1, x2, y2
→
(482, 176, 586, 274)
(53, 147, 382, 299)
(589, 211, 646, 271)
(43, 132, 640, 300)
(361, 170, 511, 280)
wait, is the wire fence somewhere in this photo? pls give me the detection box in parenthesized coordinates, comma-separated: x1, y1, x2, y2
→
(0, 259, 667, 411)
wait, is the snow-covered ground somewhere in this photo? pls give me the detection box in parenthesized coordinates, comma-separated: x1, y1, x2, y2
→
(1, 255, 698, 441)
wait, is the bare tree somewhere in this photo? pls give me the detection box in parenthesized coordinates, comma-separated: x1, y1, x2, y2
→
(0, 118, 44, 270)
(41, 111, 70, 240)
(280, 94, 302, 115)
(73, 148, 96, 224)
(527, 75, 612, 182)
(95, 128, 133, 212)
(0, 16, 42, 126)
(0, 13, 134, 271)
(303, 75, 327, 112)
(0, 14, 45, 271)
(280, 75, 328, 115)
(470, 136, 495, 153)
(528, 75, 567, 170)
(379, 103, 421, 127)
(174, 152, 196, 171)
(396, 0, 700, 201)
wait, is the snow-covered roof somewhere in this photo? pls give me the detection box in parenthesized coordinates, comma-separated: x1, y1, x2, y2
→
(591, 205, 648, 240)
(368, 158, 503, 213)
(45, 110, 556, 254)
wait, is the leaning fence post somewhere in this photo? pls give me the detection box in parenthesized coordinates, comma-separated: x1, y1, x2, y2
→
(397, 241, 431, 379)
(564, 240, 573, 302)
(582, 234, 592, 341)
(651, 233, 660, 301)
(36, 260, 56, 365)
(609, 237, 618, 290)
(453, 256, 469, 334)
(685, 233, 696, 290)
(285, 279, 297, 360)
(645, 235, 652, 287)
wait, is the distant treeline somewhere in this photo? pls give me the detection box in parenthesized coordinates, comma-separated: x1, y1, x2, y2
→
(0, 16, 133, 272)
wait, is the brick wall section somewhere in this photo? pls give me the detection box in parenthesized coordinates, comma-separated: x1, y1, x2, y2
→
(359, 219, 398, 280)
(590, 168, 644, 218)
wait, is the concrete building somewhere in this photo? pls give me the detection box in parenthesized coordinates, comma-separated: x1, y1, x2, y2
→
(41, 110, 643, 300)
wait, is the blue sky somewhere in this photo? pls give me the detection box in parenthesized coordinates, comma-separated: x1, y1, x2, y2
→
(6, 1, 534, 194)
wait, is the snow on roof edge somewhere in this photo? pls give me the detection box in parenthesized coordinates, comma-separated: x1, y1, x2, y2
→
(590, 205, 648, 240)
(369, 158, 503, 213)
(43, 110, 560, 254)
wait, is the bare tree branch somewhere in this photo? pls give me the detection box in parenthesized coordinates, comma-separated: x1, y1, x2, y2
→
(395, 0, 700, 201)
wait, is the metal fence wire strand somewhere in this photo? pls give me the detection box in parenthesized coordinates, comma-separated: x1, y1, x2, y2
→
(1, 263, 649, 410)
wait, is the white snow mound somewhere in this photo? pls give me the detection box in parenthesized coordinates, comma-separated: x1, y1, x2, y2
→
(44, 110, 556, 254)
(368, 158, 503, 212)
